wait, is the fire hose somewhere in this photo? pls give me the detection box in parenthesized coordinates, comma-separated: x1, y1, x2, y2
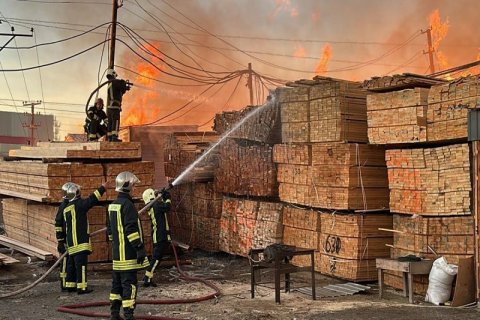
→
(0, 185, 222, 320)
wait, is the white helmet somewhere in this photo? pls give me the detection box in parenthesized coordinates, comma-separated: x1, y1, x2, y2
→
(115, 171, 140, 193)
(65, 183, 81, 202)
(62, 182, 74, 199)
(106, 68, 117, 79)
(142, 188, 155, 204)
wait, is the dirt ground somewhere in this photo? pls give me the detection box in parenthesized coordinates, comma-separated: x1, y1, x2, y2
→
(0, 249, 479, 320)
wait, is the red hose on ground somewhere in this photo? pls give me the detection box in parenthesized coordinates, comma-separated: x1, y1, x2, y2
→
(57, 244, 222, 320)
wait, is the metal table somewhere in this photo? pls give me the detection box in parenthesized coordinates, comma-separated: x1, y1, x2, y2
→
(249, 247, 316, 304)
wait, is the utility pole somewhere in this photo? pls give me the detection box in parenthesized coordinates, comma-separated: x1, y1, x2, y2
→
(247, 63, 254, 105)
(22, 100, 42, 146)
(0, 25, 33, 52)
(422, 28, 435, 74)
(108, 0, 120, 69)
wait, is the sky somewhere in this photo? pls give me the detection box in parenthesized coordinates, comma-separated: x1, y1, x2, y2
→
(0, 0, 479, 140)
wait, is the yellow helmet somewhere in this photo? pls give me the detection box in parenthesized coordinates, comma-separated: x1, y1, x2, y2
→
(142, 188, 155, 204)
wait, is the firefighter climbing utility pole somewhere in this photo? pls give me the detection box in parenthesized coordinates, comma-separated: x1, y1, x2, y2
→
(105, 0, 132, 142)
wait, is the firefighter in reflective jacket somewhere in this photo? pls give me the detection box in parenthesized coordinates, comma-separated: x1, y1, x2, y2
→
(63, 182, 106, 294)
(105, 69, 130, 142)
(107, 172, 149, 320)
(85, 98, 107, 141)
(54, 182, 73, 292)
(141, 188, 172, 287)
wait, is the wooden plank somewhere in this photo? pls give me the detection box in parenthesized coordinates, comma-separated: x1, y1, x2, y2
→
(0, 253, 19, 265)
(0, 235, 54, 261)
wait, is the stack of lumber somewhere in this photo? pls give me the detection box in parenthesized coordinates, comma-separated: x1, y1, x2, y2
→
(427, 75, 480, 142)
(282, 205, 321, 270)
(0, 160, 154, 202)
(366, 88, 429, 144)
(279, 77, 368, 143)
(164, 132, 219, 182)
(8, 141, 142, 160)
(167, 182, 222, 252)
(319, 213, 393, 281)
(384, 214, 474, 295)
(213, 103, 281, 144)
(363, 73, 446, 92)
(215, 138, 277, 197)
(274, 142, 389, 210)
(385, 143, 471, 215)
(219, 196, 283, 256)
(1, 199, 154, 262)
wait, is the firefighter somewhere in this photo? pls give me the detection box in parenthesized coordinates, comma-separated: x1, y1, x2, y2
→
(141, 188, 172, 287)
(63, 182, 106, 294)
(105, 69, 130, 142)
(85, 98, 107, 141)
(54, 182, 73, 292)
(107, 172, 149, 320)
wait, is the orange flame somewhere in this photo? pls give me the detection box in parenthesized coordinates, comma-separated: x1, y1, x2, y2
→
(428, 9, 449, 71)
(293, 44, 306, 58)
(315, 44, 332, 75)
(121, 42, 165, 126)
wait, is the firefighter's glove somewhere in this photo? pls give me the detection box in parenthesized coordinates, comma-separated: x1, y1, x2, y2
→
(162, 190, 171, 201)
(136, 245, 146, 264)
(57, 242, 67, 255)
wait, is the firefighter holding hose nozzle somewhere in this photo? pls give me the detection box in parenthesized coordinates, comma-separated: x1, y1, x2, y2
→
(141, 187, 172, 287)
(105, 69, 132, 142)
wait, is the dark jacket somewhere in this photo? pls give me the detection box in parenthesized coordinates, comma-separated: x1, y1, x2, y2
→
(54, 199, 69, 243)
(107, 79, 128, 110)
(148, 198, 172, 243)
(63, 186, 106, 255)
(86, 105, 107, 123)
(107, 192, 149, 271)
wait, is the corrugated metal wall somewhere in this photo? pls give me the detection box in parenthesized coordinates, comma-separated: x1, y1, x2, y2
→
(0, 111, 54, 140)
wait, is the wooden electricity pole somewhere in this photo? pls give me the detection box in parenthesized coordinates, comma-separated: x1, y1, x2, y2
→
(247, 63, 254, 105)
(422, 28, 435, 74)
(108, 0, 120, 69)
(22, 100, 42, 146)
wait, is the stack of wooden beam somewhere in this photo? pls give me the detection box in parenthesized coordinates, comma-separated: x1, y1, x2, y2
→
(164, 132, 219, 183)
(168, 182, 222, 252)
(219, 196, 283, 257)
(279, 77, 368, 143)
(274, 142, 389, 210)
(384, 214, 474, 295)
(282, 205, 321, 269)
(319, 213, 393, 281)
(215, 138, 277, 197)
(427, 75, 480, 142)
(366, 88, 429, 144)
(363, 73, 446, 92)
(385, 143, 471, 215)
(213, 103, 281, 144)
(0, 142, 155, 263)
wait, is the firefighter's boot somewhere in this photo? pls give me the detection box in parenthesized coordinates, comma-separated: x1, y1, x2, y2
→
(124, 307, 135, 320)
(110, 300, 122, 320)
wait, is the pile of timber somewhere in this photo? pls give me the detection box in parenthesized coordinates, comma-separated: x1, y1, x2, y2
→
(385, 143, 471, 216)
(384, 214, 474, 295)
(8, 141, 142, 160)
(219, 196, 283, 257)
(366, 88, 429, 144)
(363, 73, 446, 92)
(215, 138, 277, 197)
(282, 205, 321, 269)
(427, 75, 480, 142)
(164, 132, 219, 182)
(1, 199, 153, 262)
(278, 77, 368, 143)
(168, 182, 222, 252)
(274, 142, 389, 210)
(319, 212, 392, 281)
(0, 160, 154, 202)
(213, 104, 281, 144)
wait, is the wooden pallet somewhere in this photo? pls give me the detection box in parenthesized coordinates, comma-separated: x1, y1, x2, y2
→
(0, 235, 54, 261)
